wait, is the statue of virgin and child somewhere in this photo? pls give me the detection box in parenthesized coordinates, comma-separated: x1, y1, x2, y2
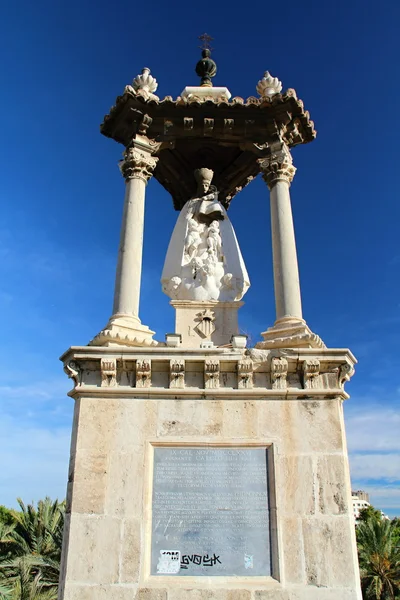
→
(161, 168, 250, 302)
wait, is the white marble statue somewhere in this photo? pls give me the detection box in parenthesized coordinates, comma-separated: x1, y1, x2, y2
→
(161, 168, 250, 302)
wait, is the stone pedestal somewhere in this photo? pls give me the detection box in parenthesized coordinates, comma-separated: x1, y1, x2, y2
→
(59, 345, 362, 600)
(171, 300, 243, 348)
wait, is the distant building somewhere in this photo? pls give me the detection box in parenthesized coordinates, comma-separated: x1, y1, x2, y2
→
(353, 490, 370, 503)
(351, 490, 389, 522)
(352, 491, 371, 522)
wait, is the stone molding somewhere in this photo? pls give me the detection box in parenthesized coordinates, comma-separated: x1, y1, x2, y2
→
(303, 358, 320, 389)
(170, 359, 185, 389)
(136, 359, 151, 388)
(60, 346, 356, 399)
(89, 314, 157, 348)
(271, 356, 288, 390)
(257, 317, 325, 350)
(119, 146, 158, 183)
(237, 358, 254, 389)
(204, 359, 220, 389)
(100, 358, 117, 387)
(258, 142, 296, 189)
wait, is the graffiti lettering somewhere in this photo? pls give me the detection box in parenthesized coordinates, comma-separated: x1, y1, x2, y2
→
(180, 553, 221, 569)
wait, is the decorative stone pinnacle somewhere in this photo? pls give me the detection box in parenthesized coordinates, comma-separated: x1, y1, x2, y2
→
(258, 142, 296, 188)
(132, 68, 158, 99)
(256, 71, 282, 98)
(195, 39, 217, 87)
(119, 147, 158, 183)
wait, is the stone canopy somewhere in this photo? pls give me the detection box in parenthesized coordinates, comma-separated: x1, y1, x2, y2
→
(100, 88, 316, 209)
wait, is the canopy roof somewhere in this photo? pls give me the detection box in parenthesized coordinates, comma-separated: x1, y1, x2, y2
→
(101, 87, 316, 210)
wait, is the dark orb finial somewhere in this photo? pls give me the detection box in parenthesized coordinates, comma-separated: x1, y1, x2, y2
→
(196, 33, 217, 87)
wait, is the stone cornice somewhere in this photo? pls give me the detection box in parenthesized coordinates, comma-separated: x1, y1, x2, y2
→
(61, 346, 356, 401)
(119, 147, 158, 182)
(258, 142, 296, 189)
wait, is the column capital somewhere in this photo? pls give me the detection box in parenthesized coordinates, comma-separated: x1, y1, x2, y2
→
(119, 146, 159, 183)
(258, 142, 296, 189)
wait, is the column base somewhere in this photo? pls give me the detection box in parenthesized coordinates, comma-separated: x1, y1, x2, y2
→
(88, 314, 158, 348)
(256, 317, 325, 349)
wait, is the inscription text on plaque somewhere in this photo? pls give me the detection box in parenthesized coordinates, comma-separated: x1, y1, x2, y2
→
(151, 447, 271, 576)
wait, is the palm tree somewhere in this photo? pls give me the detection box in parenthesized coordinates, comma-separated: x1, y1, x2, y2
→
(357, 517, 400, 599)
(0, 498, 64, 600)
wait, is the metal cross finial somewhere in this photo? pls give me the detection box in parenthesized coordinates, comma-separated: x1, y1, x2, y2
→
(199, 33, 214, 51)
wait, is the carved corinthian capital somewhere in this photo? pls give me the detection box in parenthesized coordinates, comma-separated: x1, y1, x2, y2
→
(119, 147, 158, 183)
(258, 142, 296, 189)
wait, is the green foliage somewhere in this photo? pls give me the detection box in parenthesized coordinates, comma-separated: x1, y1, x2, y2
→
(0, 509, 14, 528)
(358, 505, 385, 525)
(0, 499, 64, 600)
(357, 510, 400, 600)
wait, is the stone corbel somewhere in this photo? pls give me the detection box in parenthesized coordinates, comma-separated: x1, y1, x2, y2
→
(271, 356, 288, 390)
(302, 359, 320, 389)
(237, 358, 254, 389)
(170, 359, 185, 389)
(338, 362, 355, 389)
(63, 360, 81, 386)
(136, 359, 152, 388)
(100, 358, 117, 387)
(205, 359, 220, 389)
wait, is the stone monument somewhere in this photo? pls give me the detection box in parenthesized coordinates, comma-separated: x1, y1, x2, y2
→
(59, 38, 362, 600)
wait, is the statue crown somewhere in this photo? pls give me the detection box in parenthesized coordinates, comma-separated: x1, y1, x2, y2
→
(194, 168, 214, 184)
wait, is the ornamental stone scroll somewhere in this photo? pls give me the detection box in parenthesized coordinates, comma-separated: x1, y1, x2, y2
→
(258, 141, 296, 189)
(119, 147, 159, 183)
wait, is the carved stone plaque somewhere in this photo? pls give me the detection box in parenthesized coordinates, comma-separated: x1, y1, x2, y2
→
(151, 447, 271, 576)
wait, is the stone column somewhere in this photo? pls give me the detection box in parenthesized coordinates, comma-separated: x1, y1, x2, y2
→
(257, 142, 324, 349)
(113, 145, 158, 317)
(90, 140, 159, 347)
(260, 142, 301, 321)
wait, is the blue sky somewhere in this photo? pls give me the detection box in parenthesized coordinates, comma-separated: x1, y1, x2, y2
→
(0, 0, 399, 516)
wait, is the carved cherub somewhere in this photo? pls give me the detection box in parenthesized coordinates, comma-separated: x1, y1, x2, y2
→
(185, 218, 204, 261)
(207, 220, 222, 257)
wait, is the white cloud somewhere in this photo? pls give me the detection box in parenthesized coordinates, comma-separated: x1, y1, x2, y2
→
(0, 413, 71, 508)
(345, 405, 400, 452)
(349, 453, 400, 481)
(344, 403, 400, 514)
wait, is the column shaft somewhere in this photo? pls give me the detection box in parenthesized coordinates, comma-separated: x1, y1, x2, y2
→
(112, 176, 146, 317)
(270, 181, 303, 320)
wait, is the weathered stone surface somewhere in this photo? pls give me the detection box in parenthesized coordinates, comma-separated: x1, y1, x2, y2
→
(254, 590, 290, 600)
(168, 591, 251, 600)
(222, 400, 258, 438)
(120, 518, 141, 583)
(105, 452, 143, 518)
(302, 517, 359, 588)
(281, 517, 304, 584)
(75, 398, 118, 452)
(112, 399, 158, 452)
(65, 515, 120, 584)
(277, 456, 315, 516)
(283, 588, 360, 599)
(296, 400, 344, 453)
(63, 584, 138, 600)
(157, 399, 223, 437)
(137, 589, 167, 600)
(317, 455, 349, 515)
(69, 452, 108, 514)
